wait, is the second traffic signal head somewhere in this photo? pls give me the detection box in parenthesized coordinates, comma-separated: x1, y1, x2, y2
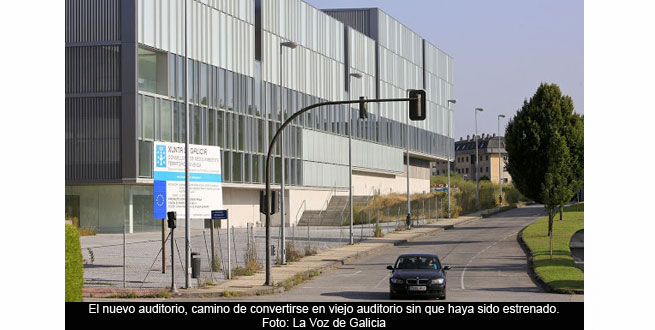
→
(167, 211, 177, 229)
(259, 190, 278, 215)
(359, 96, 368, 119)
(408, 89, 426, 121)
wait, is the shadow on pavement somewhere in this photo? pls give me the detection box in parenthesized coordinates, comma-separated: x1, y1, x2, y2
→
(531, 250, 571, 258)
(449, 226, 507, 231)
(84, 264, 122, 269)
(472, 286, 542, 293)
(321, 291, 390, 301)
(402, 240, 485, 246)
(451, 263, 527, 273)
(548, 280, 584, 290)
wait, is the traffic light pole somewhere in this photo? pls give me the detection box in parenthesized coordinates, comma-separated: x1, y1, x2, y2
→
(264, 96, 418, 286)
(406, 109, 411, 228)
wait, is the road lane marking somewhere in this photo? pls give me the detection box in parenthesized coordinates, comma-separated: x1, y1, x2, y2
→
(460, 230, 519, 290)
(340, 271, 362, 276)
(375, 274, 390, 288)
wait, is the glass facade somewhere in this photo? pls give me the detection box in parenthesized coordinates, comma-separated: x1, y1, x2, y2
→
(138, 47, 158, 93)
(131, 0, 454, 189)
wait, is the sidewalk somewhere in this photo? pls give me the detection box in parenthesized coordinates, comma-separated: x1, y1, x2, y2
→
(83, 212, 486, 299)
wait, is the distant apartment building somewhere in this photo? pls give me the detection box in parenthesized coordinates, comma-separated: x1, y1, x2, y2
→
(431, 133, 511, 184)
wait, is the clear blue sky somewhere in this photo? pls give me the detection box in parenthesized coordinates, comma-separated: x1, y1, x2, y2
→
(306, 0, 584, 138)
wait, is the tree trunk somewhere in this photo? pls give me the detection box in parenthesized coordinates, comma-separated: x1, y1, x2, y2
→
(559, 203, 563, 221)
(548, 211, 554, 259)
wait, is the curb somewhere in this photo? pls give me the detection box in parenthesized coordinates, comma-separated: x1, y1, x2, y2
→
(83, 287, 166, 299)
(517, 226, 584, 295)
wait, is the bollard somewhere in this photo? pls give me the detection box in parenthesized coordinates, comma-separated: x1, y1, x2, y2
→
(123, 223, 126, 288)
(191, 252, 201, 279)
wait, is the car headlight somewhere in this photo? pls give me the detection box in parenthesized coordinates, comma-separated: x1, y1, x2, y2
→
(390, 278, 404, 284)
(431, 278, 445, 285)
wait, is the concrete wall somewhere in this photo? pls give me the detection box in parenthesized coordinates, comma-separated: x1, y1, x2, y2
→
(352, 172, 429, 196)
(221, 187, 262, 228)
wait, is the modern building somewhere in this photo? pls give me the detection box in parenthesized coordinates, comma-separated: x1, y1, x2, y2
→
(65, 0, 455, 233)
(440, 134, 511, 184)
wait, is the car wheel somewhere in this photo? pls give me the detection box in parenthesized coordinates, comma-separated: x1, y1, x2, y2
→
(437, 294, 446, 300)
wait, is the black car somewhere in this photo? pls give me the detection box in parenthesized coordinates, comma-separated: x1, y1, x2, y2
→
(387, 253, 451, 300)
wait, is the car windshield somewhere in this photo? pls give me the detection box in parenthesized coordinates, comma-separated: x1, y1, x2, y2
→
(395, 256, 441, 270)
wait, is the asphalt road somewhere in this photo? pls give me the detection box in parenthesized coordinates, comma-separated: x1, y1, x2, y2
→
(188, 204, 583, 302)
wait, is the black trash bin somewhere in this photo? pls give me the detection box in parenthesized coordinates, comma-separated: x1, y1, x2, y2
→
(191, 252, 201, 278)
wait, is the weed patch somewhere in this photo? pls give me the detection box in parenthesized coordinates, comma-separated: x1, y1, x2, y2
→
(286, 243, 303, 262)
(304, 246, 317, 256)
(78, 227, 97, 236)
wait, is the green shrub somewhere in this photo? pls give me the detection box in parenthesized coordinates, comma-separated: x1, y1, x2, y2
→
(351, 205, 370, 225)
(445, 197, 462, 218)
(304, 246, 317, 256)
(78, 226, 96, 236)
(353, 174, 522, 222)
(233, 266, 255, 277)
(65, 225, 83, 302)
(478, 181, 497, 210)
(286, 242, 303, 262)
(374, 220, 383, 237)
(431, 174, 528, 215)
(237, 242, 261, 275)
(505, 185, 521, 205)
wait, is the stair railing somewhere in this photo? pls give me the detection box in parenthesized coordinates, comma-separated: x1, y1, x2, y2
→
(316, 182, 336, 223)
(295, 199, 307, 226)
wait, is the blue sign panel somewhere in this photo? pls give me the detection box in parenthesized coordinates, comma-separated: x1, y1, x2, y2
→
(153, 180, 167, 219)
(153, 171, 222, 182)
(211, 210, 228, 220)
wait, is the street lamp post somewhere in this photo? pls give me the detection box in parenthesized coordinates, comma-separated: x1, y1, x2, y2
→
(475, 108, 483, 211)
(348, 72, 363, 245)
(183, 0, 191, 288)
(279, 41, 298, 265)
(497, 114, 505, 204)
(447, 99, 456, 218)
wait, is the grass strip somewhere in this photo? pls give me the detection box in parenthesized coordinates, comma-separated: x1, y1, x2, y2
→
(520, 203, 584, 293)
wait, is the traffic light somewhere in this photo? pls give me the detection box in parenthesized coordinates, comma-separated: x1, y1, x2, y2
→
(408, 89, 426, 121)
(167, 211, 177, 229)
(259, 190, 278, 215)
(359, 96, 368, 119)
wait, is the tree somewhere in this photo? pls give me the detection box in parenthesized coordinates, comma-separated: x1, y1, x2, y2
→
(559, 109, 584, 220)
(505, 83, 584, 257)
(542, 133, 572, 257)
